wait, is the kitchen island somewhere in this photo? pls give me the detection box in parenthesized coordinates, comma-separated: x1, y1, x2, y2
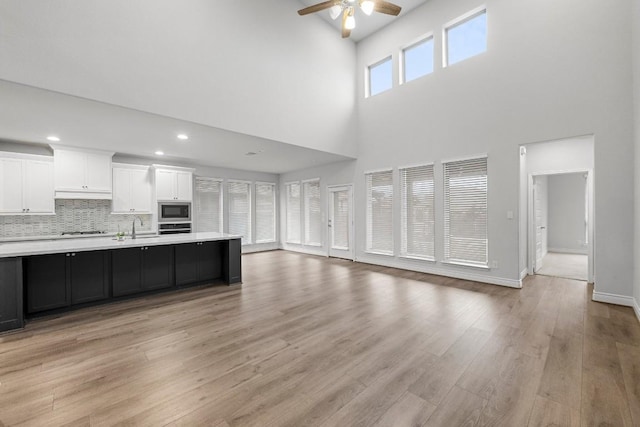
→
(0, 232, 242, 333)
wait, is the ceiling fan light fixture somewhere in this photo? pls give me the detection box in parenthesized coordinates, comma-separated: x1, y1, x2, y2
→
(329, 5, 342, 20)
(345, 7, 356, 29)
(360, 0, 375, 16)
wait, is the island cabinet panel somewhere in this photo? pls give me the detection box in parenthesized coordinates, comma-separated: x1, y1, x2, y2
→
(70, 251, 109, 304)
(223, 238, 242, 284)
(142, 245, 174, 291)
(175, 243, 198, 286)
(26, 253, 69, 313)
(0, 258, 23, 332)
(175, 241, 222, 286)
(112, 248, 143, 296)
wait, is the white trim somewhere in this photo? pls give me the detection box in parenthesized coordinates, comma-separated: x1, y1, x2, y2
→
(364, 250, 394, 257)
(327, 184, 355, 261)
(283, 180, 300, 186)
(112, 163, 149, 171)
(0, 151, 52, 162)
(441, 153, 488, 164)
(520, 268, 528, 281)
(356, 253, 522, 288)
(241, 242, 279, 254)
(399, 33, 434, 85)
(51, 144, 115, 157)
(547, 247, 588, 255)
(442, 6, 487, 68)
(151, 164, 195, 173)
(592, 291, 636, 307)
(366, 55, 393, 98)
(442, 259, 489, 270)
(254, 180, 275, 186)
(364, 167, 394, 175)
(282, 244, 327, 258)
(227, 178, 252, 185)
(398, 161, 435, 170)
(400, 255, 436, 263)
(301, 177, 320, 184)
(634, 298, 640, 323)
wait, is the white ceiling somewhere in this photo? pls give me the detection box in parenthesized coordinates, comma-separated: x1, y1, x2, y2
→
(0, 80, 354, 174)
(296, 0, 429, 41)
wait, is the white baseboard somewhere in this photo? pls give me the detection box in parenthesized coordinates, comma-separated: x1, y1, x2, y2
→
(548, 247, 588, 255)
(281, 244, 327, 258)
(634, 298, 640, 323)
(592, 291, 636, 307)
(356, 254, 522, 289)
(520, 268, 528, 281)
(241, 242, 279, 254)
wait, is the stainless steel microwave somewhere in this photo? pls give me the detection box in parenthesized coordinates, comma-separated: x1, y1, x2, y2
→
(158, 202, 191, 222)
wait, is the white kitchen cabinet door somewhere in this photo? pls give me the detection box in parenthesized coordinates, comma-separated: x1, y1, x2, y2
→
(0, 158, 24, 213)
(155, 170, 176, 201)
(23, 160, 54, 213)
(130, 168, 152, 212)
(112, 166, 152, 213)
(54, 149, 86, 191)
(112, 168, 132, 213)
(176, 171, 193, 201)
(85, 152, 112, 192)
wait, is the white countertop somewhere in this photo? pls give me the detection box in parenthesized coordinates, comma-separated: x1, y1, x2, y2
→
(0, 232, 241, 258)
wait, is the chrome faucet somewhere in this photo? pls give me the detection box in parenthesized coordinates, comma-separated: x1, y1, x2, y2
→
(132, 216, 144, 239)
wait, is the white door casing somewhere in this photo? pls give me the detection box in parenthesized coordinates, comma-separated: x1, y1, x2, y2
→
(327, 185, 354, 260)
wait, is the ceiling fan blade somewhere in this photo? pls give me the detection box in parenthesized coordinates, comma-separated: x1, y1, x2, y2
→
(374, 1, 402, 16)
(298, 1, 337, 16)
(341, 8, 352, 38)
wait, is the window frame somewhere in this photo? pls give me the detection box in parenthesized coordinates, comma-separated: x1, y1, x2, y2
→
(365, 168, 395, 256)
(227, 179, 252, 246)
(284, 181, 302, 244)
(366, 55, 393, 98)
(254, 181, 277, 244)
(400, 33, 435, 85)
(194, 176, 223, 233)
(442, 154, 489, 268)
(399, 162, 436, 261)
(442, 6, 487, 68)
(302, 178, 322, 247)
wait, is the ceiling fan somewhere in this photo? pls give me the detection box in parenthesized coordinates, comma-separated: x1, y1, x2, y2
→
(298, 0, 402, 38)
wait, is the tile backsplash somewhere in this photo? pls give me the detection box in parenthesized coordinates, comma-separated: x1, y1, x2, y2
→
(0, 200, 152, 239)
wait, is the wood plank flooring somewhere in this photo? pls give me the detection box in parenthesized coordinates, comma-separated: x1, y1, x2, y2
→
(1, 250, 639, 426)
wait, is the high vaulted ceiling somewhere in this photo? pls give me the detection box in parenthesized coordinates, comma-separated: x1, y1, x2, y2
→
(296, 0, 429, 41)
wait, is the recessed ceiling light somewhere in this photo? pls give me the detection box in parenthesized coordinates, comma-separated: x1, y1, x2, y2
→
(46, 136, 60, 142)
(155, 151, 164, 156)
(245, 152, 258, 156)
(177, 134, 189, 140)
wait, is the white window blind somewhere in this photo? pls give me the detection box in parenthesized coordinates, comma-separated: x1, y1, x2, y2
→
(194, 177, 222, 233)
(303, 180, 322, 246)
(366, 170, 394, 254)
(228, 181, 251, 245)
(400, 165, 435, 259)
(443, 157, 488, 266)
(255, 182, 276, 244)
(286, 182, 301, 244)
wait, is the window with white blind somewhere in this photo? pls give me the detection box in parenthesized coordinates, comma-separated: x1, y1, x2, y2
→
(228, 181, 251, 245)
(303, 180, 322, 246)
(285, 182, 301, 244)
(255, 182, 276, 244)
(400, 164, 435, 259)
(366, 170, 394, 254)
(443, 157, 488, 266)
(194, 177, 222, 233)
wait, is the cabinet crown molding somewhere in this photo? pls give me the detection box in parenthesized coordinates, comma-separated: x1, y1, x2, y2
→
(50, 144, 115, 156)
(0, 151, 53, 162)
(151, 164, 195, 173)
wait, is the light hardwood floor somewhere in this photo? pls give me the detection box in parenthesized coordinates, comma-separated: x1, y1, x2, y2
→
(1, 250, 639, 426)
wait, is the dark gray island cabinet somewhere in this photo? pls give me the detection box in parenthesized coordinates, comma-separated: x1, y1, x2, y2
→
(0, 233, 242, 333)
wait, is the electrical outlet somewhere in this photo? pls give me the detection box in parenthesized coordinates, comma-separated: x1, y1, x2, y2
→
(491, 260, 498, 269)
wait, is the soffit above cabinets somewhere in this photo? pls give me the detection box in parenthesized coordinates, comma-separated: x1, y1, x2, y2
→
(296, 0, 430, 41)
(0, 80, 354, 175)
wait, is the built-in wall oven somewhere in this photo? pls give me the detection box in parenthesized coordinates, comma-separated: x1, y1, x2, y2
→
(158, 202, 191, 222)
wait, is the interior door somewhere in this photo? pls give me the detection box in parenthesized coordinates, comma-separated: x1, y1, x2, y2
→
(328, 185, 353, 260)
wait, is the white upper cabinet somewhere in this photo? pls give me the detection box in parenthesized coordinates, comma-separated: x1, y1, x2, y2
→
(154, 166, 193, 202)
(0, 153, 54, 215)
(52, 146, 114, 199)
(112, 164, 152, 214)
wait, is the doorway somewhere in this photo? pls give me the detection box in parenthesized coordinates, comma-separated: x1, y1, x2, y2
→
(327, 184, 354, 260)
(529, 171, 592, 282)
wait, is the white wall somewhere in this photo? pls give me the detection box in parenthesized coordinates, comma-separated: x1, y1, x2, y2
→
(0, 0, 357, 157)
(353, 0, 633, 294)
(547, 173, 587, 254)
(633, 0, 640, 318)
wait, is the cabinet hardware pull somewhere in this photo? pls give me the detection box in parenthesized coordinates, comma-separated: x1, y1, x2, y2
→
(66, 253, 70, 257)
